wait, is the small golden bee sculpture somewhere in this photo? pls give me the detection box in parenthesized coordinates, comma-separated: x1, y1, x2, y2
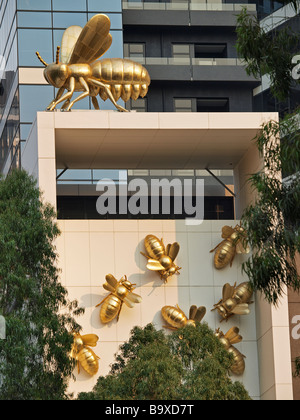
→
(161, 304, 206, 330)
(96, 274, 142, 324)
(215, 326, 245, 375)
(141, 235, 181, 282)
(212, 282, 253, 322)
(210, 224, 250, 269)
(70, 332, 100, 376)
(36, 14, 150, 112)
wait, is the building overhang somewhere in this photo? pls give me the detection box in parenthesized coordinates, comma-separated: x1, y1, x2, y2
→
(21, 110, 278, 219)
(51, 110, 277, 170)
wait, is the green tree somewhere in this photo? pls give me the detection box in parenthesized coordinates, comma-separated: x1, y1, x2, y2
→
(235, 3, 300, 304)
(240, 112, 300, 304)
(236, 7, 299, 102)
(0, 170, 84, 400)
(78, 323, 251, 400)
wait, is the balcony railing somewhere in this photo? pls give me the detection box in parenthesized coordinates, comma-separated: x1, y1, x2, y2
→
(124, 56, 246, 66)
(122, 1, 256, 12)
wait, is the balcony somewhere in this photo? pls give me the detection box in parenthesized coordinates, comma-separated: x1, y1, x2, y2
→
(124, 56, 259, 83)
(122, 0, 256, 26)
(122, 0, 256, 12)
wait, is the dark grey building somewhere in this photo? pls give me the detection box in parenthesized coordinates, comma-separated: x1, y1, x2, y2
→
(122, 0, 260, 113)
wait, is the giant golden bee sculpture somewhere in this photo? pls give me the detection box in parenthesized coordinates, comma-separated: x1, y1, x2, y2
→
(210, 224, 250, 269)
(36, 14, 150, 112)
(70, 332, 100, 376)
(212, 282, 253, 322)
(141, 234, 181, 282)
(96, 274, 142, 324)
(215, 326, 245, 375)
(161, 304, 206, 330)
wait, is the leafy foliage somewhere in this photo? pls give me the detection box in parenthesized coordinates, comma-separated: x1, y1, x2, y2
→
(78, 323, 251, 401)
(236, 7, 299, 102)
(0, 170, 84, 400)
(241, 112, 300, 304)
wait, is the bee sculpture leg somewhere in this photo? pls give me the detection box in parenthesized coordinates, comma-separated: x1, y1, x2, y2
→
(116, 302, 123, 322)
(140, 251, 150, 260)
(91, 96, 100, 110)
(64, 77, 90, 112)
(88, 78, 128, 112)
(48, 77, 75, 111)
(46, 86, 65, 111)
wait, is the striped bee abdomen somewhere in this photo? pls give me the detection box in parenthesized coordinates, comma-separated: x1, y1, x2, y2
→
(161, 305, 187, 329)
(144, 234, 165, 260)
(78, 347, 99, 376)
(100, 294, 121, 323)
(91, 58, 150, 102)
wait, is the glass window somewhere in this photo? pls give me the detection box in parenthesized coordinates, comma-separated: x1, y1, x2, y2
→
(20, 123, 31, 141)
(53, 12, 87, 28)
(174, 98, 193, 112)
(129, 98, 147, 112)
(52, 0, 86, 11)
(19, 85, 54, 122)
(88, 0, 122, 12)
(0, 1, 16, 56)
(196, 98, 229, 112)
(17, 0, 51, 10)
(53, 29, 64, 54)
(172, 44, 190, 58)
(70, 95, 90, 110)
(124, 43, 145, 58)
(104, 30, 123, 58)
(18, 29, 53, 66)
(93, 169, 125, 183)
(88, 13, 122, 30)
(57, 169, 92, 182)
(18, 11, 52, 27)
(194, 44, 227, 59)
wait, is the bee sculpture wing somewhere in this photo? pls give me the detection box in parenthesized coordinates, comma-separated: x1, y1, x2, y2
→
(103, 274, 119, 292)
(236, 239, 250, 254)
(189, 305, 206, 322)
(60, 25, 83, 64)
(224, 326, 243, 344)
(146, 259, 165, 271)
(167, 242, 180, 261)
(222, 283, 236, 301)
(231, 303, 250, 315)
(68, 14, 112, 64)
(221, 225, 235, 239)
(81, 334, 99, 347)
(124, 291, 142, 308)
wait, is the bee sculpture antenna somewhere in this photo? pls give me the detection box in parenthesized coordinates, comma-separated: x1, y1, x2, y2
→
(56, 46, 60, 64)
(36, 51, 48, 67)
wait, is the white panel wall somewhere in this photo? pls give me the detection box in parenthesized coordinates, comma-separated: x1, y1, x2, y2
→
(56, 219, 260, 398)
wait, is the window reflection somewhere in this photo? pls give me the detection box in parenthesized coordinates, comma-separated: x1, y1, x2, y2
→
(18, 12, 52, 28)
(53, 29, 64, 56)
(19, 85, 54, 122)
(0, 90, 20, 172)
(18, 29, 53, 66)
(106, 30, 123, 58)
(17, 0, 51, 10)
(53, 0, 86, 11)
(53, 12, 87, 28)
(88, 0, 122, 12)
(0, 35, 18, 122)
(1, 0, 124, 175)
(88, 13, 122, 30)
